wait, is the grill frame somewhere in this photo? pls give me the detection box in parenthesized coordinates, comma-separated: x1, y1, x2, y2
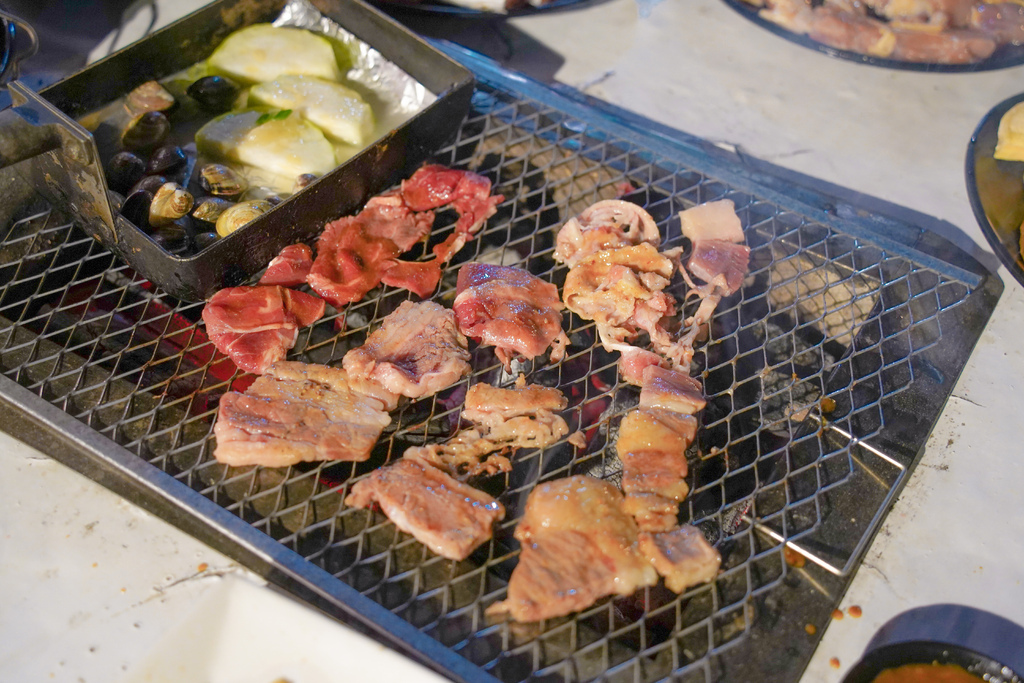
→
(0, 45, 1002, 683)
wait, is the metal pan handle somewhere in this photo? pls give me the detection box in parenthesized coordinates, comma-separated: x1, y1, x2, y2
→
(0, 10, 38, 87)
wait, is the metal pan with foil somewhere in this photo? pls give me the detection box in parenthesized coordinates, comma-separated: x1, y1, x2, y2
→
(0, 0, 475, 302)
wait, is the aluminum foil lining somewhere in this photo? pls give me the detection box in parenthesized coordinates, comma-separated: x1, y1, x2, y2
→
(274, 0, 435, 115)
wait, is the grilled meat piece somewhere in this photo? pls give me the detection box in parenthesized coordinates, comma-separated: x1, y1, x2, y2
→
(203, 285, 325, 374)
(563, 243, 683, 363)
(638, 525, 721, 594)
(259, 243, 314, 287)
(406, 378, 569, 478)
(679, 200, 745, 244)
(345, 458, 505, 560)
(487, 476, 658, 622)
(640, 365, 706, 415)
(454, 262, 570, 367)
(554, 199, 661, 268)
(623, 492, 680, 533)
(617, 407, 697, 501)
(343, 300, 471, 398)
(213, 361, 393, 467)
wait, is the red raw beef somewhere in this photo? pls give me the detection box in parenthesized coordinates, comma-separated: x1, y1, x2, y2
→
(202, 286, 325, 374)
(260, 244, 314, 287)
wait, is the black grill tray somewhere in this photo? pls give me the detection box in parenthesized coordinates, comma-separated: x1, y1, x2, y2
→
(0, 43, 1002, 683)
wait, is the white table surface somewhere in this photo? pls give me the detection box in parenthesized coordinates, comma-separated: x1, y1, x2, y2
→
(3, 0, 1023, 680)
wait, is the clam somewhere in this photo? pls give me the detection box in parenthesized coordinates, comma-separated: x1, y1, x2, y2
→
(121, 111, 170, 152)
(106, 151, 145, 194)
(292, 173, 317, 193)
(193, 231, 219, 251)
(126, 80, 175, 115)
(215, 199, 272, 238)
(199, 163, 247, 199)
(149, 182, 194, 227)
(145, 145, 187, 176)
(186, 75, 240, 113)
(120, 190, 153, 230)
(152, 224, 188, 252)
(191, 196, 234, 224)
(128, 174, 168, 197)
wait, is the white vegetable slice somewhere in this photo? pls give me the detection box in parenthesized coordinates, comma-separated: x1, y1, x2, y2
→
(250, 75, 375, 146)
(208, 25, 342, 84)
(196, 110, 337, 179)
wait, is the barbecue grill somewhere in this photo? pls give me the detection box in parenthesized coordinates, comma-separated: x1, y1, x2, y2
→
(0, 32, 1001, 683)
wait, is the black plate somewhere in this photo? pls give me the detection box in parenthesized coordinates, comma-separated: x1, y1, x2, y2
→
(966, 92, 1024, 290)
(370, 0, 594, 17)
(722, 0, 1024, 72)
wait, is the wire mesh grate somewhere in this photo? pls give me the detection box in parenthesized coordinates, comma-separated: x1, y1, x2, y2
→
(0, 78, 988, 682)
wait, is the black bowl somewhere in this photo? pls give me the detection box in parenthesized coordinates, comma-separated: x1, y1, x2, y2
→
(966, 91, 1024, 290)
(842, 641, 1020, 683)
(842, 605, 1024, 683)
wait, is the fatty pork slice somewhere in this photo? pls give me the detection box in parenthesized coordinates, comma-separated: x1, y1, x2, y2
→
(259, 244, 314, 287)
(554, 199, 661, 268)
(638, 525, 721, 594)
(342, 300, 471, 399)
(487, 476, 658, 622)
(639, 365, 706, 415)
(213, 361, 393, 467)
(563, 243, 689, 366)
(406, 379, 569, 478)
(203, 286, 325, 374)
(679, 200, 750, 298)
(616, 407, 698, 532)
(344, 458, 505, 561)
(454, 263, 570, 367)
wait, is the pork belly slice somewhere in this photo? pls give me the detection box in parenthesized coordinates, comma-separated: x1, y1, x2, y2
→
(640, 365, 706, 415)
(343, 300, 471, 399)
(406, 379, 569, 478)
(259, 244, 314, 287)
(344, 458, 505, 561)
(213, 361, 392, 467)
(623, 493, 679, 533)
(638, 525, 721, 594)
(454, 262, 570, 367)
(487, 476, 658, 622)
(554, 199, 661, 268)
(203, 286, 325, 375)
(617, 407, 697, 501)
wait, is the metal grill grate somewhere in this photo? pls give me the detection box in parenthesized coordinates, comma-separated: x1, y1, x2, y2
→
(0, 65, 999, 683)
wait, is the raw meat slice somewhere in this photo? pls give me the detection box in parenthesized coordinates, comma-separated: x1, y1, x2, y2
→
(259, 244, 314, 286)
(203, 286, 325, 374)
(638, 525, 721, 594)
(678, 200, 744, 244)
(345, 458, 505, 560)
(342, 300, 471, 398)
(213, 361, 392, 467)
(487, 476, 658, 622)
(453, 262, 569, 367)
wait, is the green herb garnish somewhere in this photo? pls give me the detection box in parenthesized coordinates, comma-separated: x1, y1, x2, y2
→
(255, 109, 293, 126)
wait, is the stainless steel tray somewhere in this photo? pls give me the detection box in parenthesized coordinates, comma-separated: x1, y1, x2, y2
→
(0, 44, 1001, 683)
